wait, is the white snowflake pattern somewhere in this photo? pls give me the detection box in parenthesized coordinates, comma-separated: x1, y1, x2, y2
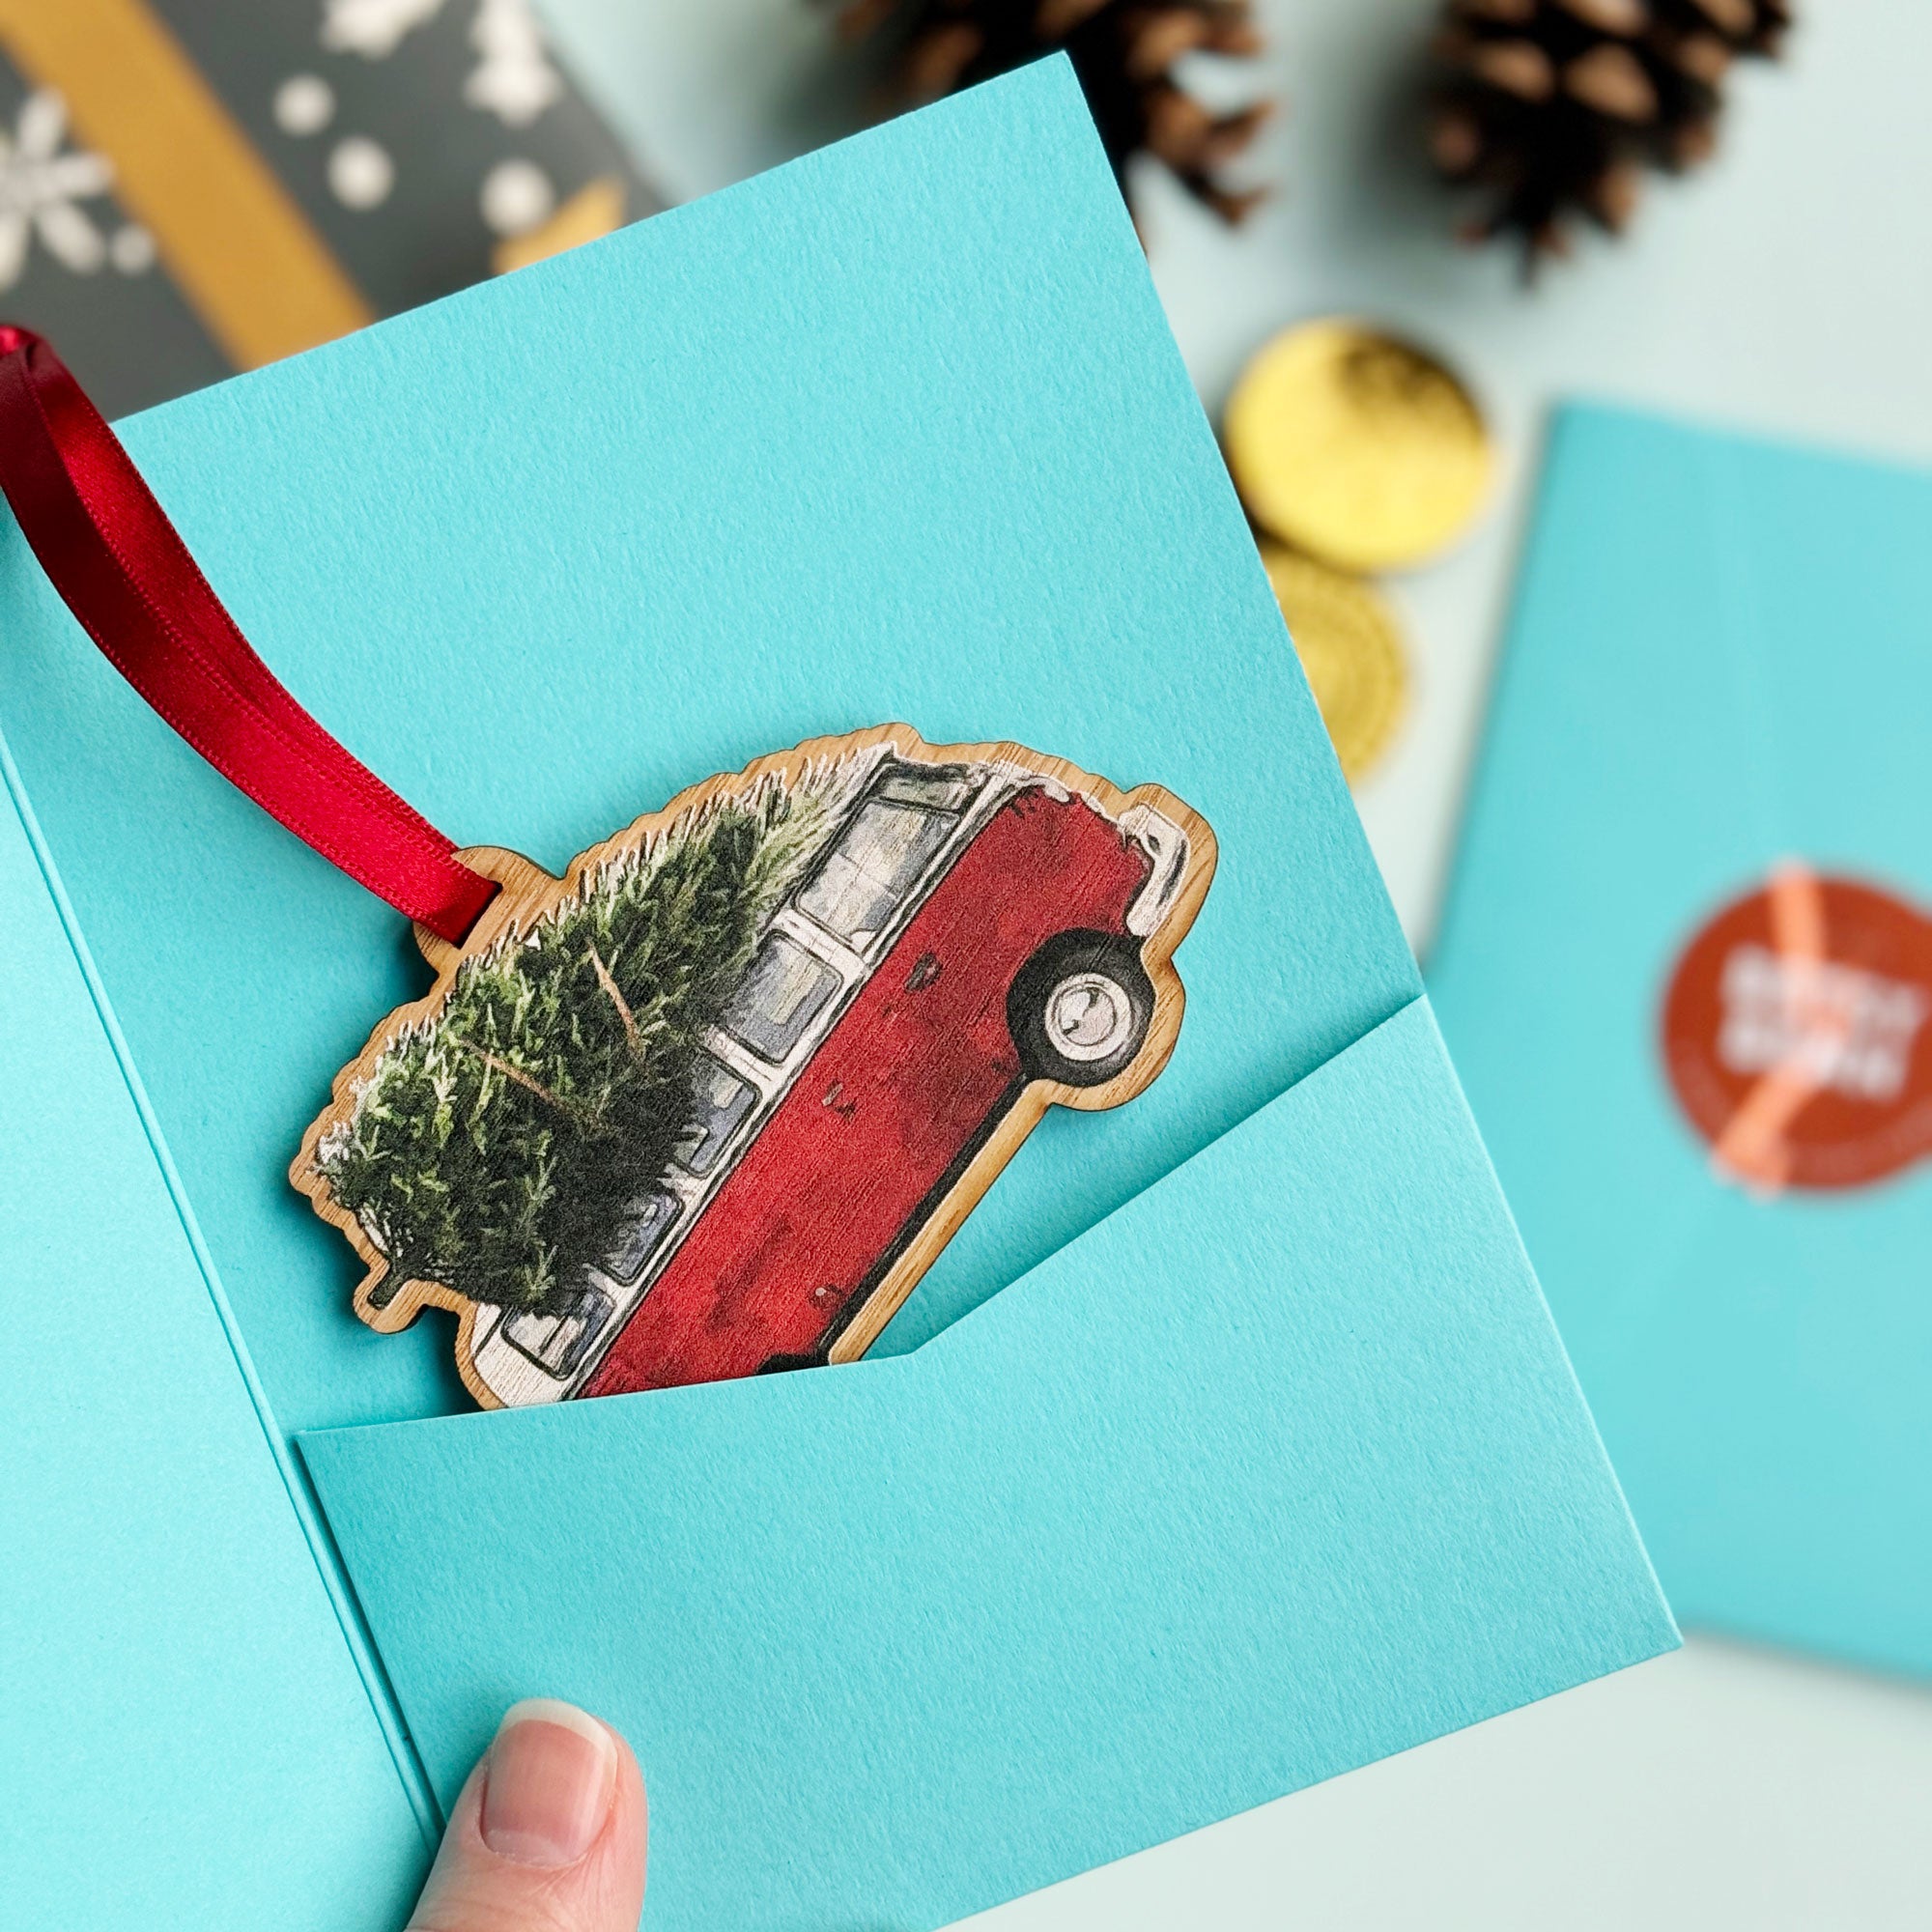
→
(320, 0, 445, 60)
(317, 0, 560, 128)
(0, 90, 118, 290)
(466, 0, 562, 128)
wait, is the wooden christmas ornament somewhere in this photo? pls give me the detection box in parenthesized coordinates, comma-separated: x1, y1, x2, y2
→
(837, 0, 1271, 221)
(1429, 0, 1792, 261)
(294, 725, 1215, 1408)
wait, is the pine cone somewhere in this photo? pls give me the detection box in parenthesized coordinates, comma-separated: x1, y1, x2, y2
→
(838, 0, 1270, 220)
(1430, 0, 1791, 258)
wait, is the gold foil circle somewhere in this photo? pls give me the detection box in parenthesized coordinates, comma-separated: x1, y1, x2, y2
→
(1227, 320, 1492, 573)
(1262, 542, 1408, 783)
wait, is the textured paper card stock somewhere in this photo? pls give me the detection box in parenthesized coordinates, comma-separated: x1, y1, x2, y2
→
(0, 775, 427, 1929)
(1432, 404, 1932, 1679)
(303, 1000, 1674, 1932)
(0, 59, 1415, 1448)
(0, 65, 1672, 1931)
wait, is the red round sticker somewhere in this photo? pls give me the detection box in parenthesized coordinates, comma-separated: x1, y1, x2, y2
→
(1661, 866, 1932, 1194)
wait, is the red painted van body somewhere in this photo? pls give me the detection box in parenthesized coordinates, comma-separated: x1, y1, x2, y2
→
(580, 786, 1151, 1396)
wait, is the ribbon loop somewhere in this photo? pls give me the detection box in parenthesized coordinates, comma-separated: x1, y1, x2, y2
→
(0, 325, 497, 944)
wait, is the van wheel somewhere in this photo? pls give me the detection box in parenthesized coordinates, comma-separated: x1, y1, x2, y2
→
(1009, 932, 1155, 1088)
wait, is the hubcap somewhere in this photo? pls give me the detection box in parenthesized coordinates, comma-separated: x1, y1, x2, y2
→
(1044, 971, 1136, 1064)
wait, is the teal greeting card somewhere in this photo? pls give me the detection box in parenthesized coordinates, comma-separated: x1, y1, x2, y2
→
(1432, 403, 1932, 1680)
(1, 64, 1672, 1930)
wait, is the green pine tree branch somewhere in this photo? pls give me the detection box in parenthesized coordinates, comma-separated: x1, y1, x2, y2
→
(319, 763, 848, 1320)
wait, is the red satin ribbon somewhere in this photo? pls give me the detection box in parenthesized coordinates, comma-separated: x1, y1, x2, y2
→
(0, 326, 497, 944)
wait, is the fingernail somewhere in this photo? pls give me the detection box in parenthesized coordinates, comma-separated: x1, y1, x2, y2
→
(480, 1698, 617, 1867)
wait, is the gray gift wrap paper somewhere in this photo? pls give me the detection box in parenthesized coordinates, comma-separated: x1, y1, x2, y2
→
(0, 0, 663, 417)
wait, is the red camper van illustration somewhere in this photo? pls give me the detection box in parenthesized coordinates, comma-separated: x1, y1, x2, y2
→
(299, 729, 1214, 1409)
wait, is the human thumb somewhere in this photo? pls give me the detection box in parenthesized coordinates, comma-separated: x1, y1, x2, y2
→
(407, 1699, 647, 1932)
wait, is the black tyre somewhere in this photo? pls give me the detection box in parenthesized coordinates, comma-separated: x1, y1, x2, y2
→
(1008, 931, 1155, 1088)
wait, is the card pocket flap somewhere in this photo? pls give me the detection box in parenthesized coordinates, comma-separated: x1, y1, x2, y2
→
(300, 996, 1674, 1932)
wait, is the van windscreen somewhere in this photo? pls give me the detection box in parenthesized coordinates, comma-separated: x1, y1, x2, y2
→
(797, 799, 957, 946)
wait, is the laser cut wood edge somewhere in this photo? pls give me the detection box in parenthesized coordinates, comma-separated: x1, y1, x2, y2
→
(289, 724, 1217, 1409)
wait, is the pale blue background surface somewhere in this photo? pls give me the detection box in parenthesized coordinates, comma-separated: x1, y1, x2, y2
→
(0, 770, 428, 1927)
(1430, 406, 1932, 1679)
(0, 61, 1414, 1445)
(303, 1000, 1675, 1932)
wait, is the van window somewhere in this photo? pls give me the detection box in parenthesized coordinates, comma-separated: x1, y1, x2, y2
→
(675, 1054, 756, 1176)
(602, 1189, 681, 1287)
(877, 772, 975, 812)
(502, 1304, 597, 1375)
(723, 933, 841, 1063)
(797, 799, 956, 947)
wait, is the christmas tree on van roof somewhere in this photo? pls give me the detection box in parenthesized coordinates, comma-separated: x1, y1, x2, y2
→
(315, 773, 843, 1322)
